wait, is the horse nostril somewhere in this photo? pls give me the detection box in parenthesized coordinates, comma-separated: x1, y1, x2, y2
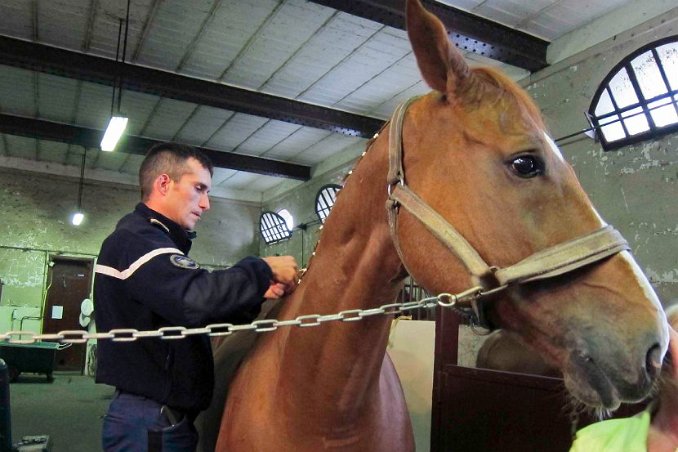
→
(645, 344, 662, 380)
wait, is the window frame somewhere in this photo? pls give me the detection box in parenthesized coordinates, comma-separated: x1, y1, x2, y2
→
(259, 211, 292, 245)
(589, 36, 678, 151)
(314, 184, 342, 223)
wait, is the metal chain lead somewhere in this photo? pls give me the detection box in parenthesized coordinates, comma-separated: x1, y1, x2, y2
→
(1, 287, 490, 345)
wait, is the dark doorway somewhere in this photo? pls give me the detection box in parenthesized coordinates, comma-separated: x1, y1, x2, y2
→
(42, 256, 93, 372)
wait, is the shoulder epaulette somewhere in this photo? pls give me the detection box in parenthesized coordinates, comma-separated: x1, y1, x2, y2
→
(149, 218, 170, 233)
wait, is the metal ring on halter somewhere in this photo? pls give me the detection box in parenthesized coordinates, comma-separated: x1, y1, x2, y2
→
(436, 293, 457, 307)
(387, 177, 404, 197)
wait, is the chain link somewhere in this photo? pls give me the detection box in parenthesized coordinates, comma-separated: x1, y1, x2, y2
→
(0, 290, 485, 345)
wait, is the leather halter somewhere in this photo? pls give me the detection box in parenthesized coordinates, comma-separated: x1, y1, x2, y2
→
(385, 97, 630, 330)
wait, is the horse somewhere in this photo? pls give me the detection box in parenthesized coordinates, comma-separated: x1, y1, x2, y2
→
(213, 1, 669, 450)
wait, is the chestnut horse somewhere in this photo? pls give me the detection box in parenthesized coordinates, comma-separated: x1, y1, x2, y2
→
(214, 1, 668, 450)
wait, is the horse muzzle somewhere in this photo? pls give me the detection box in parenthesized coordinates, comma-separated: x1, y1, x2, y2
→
(564, 339, 663, 410)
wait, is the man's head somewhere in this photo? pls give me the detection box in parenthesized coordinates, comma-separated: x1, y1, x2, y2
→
(139, 142, 214, 230)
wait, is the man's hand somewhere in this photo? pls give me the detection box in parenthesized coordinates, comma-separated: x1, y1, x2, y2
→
(262, 255, 299, 293)
(264, 282, 288, 299)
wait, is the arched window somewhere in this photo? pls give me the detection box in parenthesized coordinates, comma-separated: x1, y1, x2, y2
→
(259, 211, 292, 245)
(315, 184, 342, 223)
(589, 37, 678, 150)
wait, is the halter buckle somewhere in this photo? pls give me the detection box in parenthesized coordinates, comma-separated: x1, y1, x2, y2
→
(387, 177, 404, 198)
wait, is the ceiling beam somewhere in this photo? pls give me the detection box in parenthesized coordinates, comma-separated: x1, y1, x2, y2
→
(0, 36, 384, 139)
(309, 0, 548, 72)
(0, 114, 311, 181)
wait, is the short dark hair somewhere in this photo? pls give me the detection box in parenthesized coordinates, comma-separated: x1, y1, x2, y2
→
(139, 142, 214, 201)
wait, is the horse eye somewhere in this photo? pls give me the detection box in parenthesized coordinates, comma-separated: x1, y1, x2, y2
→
(510, 155, 544, 178)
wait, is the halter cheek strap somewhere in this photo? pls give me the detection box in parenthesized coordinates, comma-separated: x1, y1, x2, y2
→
(385, 97, 630, 329)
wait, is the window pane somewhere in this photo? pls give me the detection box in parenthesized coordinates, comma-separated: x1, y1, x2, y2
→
(601, 118, 626, 142)
(599, 115, 617, 126)
(608, 67, 639, 108)
(648, 98, 678, 127)
(631, 51, 667, 99)
(595, 89, 614, 116)
(278, 209, 294, 230)
(657, 42, 678, 91)
(622, 106, 649, 135)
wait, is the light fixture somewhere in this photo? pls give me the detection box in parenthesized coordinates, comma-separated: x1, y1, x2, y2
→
(100, 2, 131, 152)
(71, 150, 87, 226)
(71, 212, 84, 226)
(100, 116, 129, 151)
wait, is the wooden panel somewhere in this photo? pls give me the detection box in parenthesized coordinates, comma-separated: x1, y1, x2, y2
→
(436, 365, 574, 452)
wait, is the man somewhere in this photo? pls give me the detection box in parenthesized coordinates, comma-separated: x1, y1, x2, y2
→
(94, 142, 298, 451)
(570, 304, 678, 452)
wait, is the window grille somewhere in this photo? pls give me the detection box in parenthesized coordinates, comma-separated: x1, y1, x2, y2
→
(589, 37, 678, 150)
(315, 184, 342, 223)
(259, 211, 292, 245)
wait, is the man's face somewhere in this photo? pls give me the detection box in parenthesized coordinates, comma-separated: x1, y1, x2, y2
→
(164, 157, 212, 230)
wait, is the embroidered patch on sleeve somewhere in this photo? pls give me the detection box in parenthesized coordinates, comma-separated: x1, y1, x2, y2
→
(169, 254, 200, 270)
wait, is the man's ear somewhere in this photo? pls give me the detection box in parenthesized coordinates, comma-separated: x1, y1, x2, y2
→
(154, 174, 172, 196)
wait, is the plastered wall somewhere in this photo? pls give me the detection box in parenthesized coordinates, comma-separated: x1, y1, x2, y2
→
(0, 167, 262, 334)
(523, 10, 678, 305)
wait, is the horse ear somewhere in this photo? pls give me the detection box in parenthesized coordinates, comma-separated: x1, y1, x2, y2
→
(406, 0, 470, 96)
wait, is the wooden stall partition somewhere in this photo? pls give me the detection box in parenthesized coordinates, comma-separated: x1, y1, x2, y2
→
(430, 307, 644, 451)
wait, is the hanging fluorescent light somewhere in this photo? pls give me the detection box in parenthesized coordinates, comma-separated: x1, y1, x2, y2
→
(100, 115, 128, 152)
(71, 151, 87, 227)
(72, 212, 85, 226)
(101, 3, 131, 153)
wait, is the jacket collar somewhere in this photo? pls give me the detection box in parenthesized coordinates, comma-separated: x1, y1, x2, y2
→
(135, 203, 193, 254)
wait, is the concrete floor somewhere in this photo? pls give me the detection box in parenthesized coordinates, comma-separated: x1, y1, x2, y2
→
(9, 371, 113, 451)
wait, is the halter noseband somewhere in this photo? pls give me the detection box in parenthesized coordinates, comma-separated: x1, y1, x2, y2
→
(385, 97, 630, 330)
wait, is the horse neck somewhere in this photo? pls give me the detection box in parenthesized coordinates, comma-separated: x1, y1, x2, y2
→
(274, 132, 406, 410)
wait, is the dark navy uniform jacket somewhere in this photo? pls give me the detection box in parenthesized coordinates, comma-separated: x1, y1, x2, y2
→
(94, 203, 272, 413)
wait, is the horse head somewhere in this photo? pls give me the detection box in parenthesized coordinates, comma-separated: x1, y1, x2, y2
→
(395, 0, 669, 410)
